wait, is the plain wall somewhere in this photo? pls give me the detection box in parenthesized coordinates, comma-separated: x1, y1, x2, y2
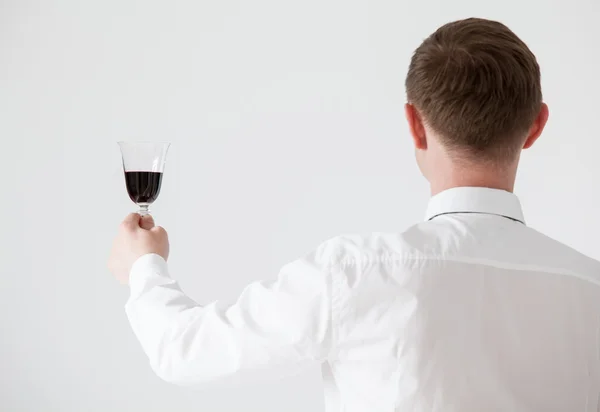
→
(1, 0, 599, 411)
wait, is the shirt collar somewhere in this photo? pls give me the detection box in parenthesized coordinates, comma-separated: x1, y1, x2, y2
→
(425, 187, 525, 224)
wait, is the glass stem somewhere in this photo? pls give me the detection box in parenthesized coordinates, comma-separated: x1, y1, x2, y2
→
(138, 204, 150, 216)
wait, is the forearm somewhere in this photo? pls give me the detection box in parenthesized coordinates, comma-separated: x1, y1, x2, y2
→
(125, 254, 210, 383)
(125, 252, 334, 385)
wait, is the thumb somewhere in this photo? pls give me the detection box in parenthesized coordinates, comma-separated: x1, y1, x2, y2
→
(139, 215, 155, 230)
(122, 213, 141, 227)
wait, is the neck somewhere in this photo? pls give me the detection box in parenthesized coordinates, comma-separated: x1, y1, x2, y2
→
(428, 161, 518, 196)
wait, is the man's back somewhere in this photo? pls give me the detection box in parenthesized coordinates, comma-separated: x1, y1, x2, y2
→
(124, 187, 600, 412)
(326, 187, 600, 411)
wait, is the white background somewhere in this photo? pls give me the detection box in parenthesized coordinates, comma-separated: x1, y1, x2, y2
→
(1, 0, 599, 411)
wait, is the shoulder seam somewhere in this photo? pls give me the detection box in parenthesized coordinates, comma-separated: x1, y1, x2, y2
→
(327, 254, 600, 287)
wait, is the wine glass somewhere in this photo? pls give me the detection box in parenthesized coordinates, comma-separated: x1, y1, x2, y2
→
(118, 142, 170, 216)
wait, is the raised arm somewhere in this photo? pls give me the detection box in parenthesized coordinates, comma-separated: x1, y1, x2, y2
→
(109, 213, 339, 385)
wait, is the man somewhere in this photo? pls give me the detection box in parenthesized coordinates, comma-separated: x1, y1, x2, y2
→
(109, 18, 600, 411)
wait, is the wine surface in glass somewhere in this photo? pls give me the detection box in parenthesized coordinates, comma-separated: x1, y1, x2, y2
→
(124, 171, 163, 204)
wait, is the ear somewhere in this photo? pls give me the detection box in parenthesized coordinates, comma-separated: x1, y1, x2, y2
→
(405, 103, 427, 150)
(523, 103, 549, 149)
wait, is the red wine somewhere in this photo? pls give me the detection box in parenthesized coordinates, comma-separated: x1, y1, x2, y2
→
(124, 171, 163, 204)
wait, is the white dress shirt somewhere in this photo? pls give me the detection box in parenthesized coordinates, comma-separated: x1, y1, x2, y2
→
(126, 187, 600, 412)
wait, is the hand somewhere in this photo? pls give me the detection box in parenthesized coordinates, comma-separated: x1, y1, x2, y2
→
(108, 213, 169, 284)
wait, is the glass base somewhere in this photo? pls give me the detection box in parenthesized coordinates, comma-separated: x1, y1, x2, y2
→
(138, 204, 150, 216)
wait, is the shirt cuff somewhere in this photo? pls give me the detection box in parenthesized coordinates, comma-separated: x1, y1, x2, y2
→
(129, 253, 170, 298)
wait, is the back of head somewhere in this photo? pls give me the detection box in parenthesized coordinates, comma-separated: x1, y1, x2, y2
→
(405, 18, 543, 163)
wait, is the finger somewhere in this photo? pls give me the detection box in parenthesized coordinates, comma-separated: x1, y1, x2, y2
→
(150, 225, 167, 236)
(122, 213, 141, 228)
(140, 215, 155, 230)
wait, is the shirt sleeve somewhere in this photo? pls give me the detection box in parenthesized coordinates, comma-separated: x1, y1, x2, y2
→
(124, 240, 339, 386)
